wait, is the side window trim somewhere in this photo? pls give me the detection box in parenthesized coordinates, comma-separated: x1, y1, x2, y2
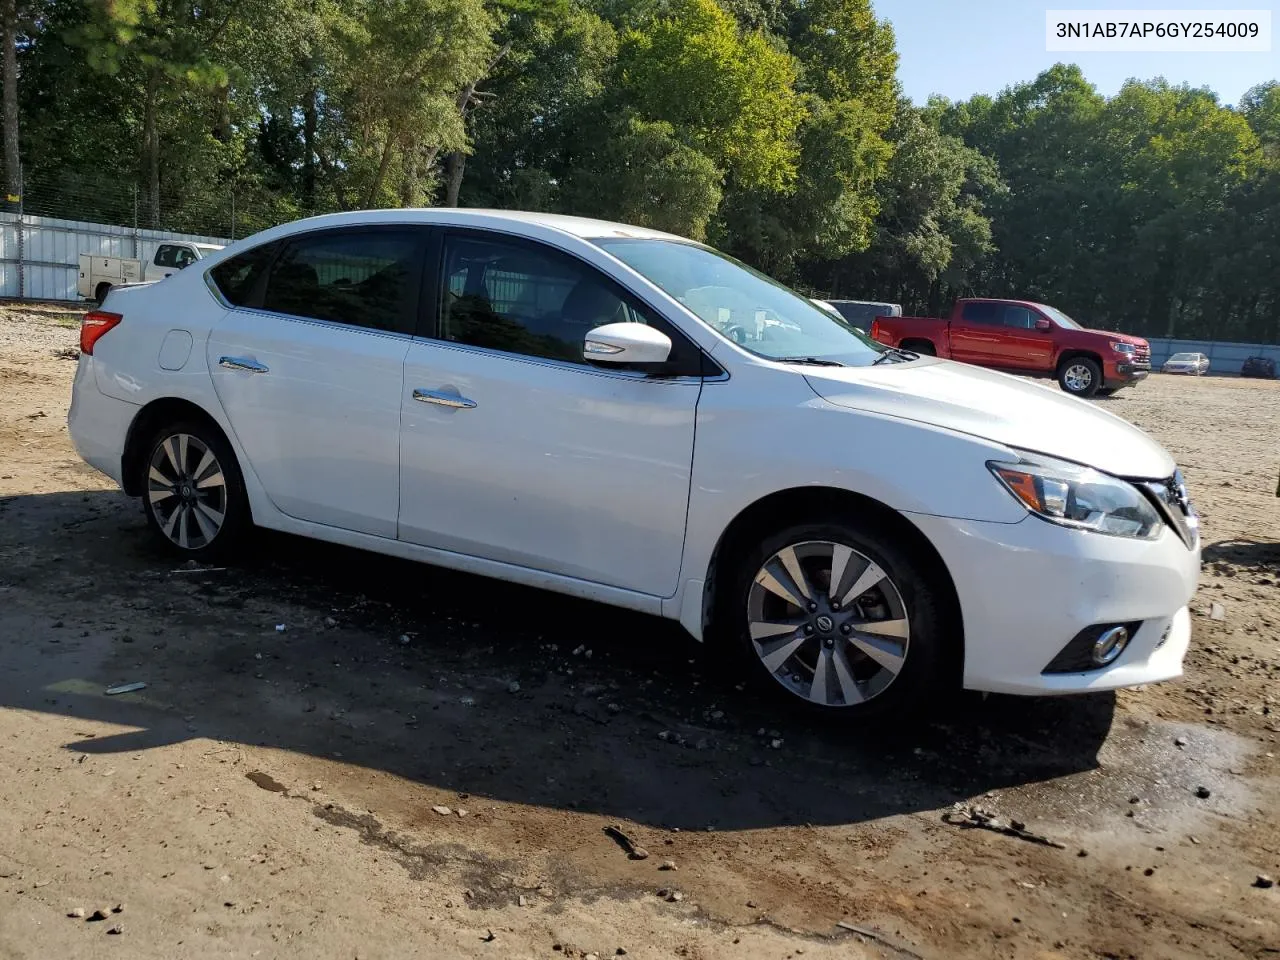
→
(428, 227, 719, 379)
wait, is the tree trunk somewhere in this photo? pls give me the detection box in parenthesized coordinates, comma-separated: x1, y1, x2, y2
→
(366, 126, 396, 208)
(399, 142, 418, 207)
(301, 81, 317, 209)
(444, 151, 465, 207)
(1, 0, 20, 198)
(141, 69, 161, 227)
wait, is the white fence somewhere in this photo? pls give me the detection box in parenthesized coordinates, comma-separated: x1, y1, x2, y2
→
(1145, 337, 1280, 375)
(0, 211, 227, 302)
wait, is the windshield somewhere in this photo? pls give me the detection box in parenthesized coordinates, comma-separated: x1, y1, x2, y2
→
(594, 238, 889, 364)
(1038, 304, 1084, 330)
(1169, 353, 1200, 361)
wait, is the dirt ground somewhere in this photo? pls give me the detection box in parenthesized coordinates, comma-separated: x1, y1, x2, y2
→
(0, 301, 1277, 960)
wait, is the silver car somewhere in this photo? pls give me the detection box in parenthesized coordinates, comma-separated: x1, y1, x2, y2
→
(1162, 352, 1210, 375)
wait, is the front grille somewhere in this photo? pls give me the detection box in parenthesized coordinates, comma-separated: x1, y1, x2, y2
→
(1140, 470, 1198, 549)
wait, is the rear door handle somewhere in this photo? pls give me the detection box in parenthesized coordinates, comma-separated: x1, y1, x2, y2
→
(413, 388, 476, 409)
(218, 356, 269, 374)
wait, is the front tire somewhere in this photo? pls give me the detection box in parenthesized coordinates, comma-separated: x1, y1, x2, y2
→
(140, 420, 250, 561)
(1058, 357, 1101, 397)
(719, 520, 950, 719)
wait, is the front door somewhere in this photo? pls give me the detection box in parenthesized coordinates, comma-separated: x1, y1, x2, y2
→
(397, 229, 702, 597)
(207, 226, 426, 538)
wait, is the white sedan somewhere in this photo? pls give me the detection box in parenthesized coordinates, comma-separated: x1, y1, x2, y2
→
(1162, 352, 1210, 375)
(68, 210, 1201, 717)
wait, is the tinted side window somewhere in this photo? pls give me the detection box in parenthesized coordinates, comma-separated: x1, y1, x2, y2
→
(440, 235, 664, 366)
(1003, 306, 1036, 329)
(173, 246, 198, 268)
(263, 231, 421, 333)
(208, 242, 277, 308)
(154, 244, 178, 267)
(960, 302, 998, 325)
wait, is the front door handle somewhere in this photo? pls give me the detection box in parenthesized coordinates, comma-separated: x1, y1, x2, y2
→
(218, 356, 270, 374)
(413, 388, 476, 409)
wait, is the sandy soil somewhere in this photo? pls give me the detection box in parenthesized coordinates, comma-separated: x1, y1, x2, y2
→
(0, 301, 1277, 960)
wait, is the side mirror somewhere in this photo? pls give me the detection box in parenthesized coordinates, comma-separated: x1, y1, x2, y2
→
(1034, 317, 1052, 331)
(583, 323, 673, 367)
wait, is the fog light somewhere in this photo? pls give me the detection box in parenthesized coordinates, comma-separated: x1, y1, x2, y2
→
(1091, 626, 1130, 666)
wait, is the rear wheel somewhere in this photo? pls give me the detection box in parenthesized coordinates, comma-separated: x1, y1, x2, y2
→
(720, 520, 950, 719)
(1058, 357, 1101, 397)
(140, 420, 250, 560)
(902, 339, 936, 356)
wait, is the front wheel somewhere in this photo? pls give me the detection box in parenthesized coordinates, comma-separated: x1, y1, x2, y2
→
(140, 420, 250, 560)
(1058, 357, 1102, 397)
(720, 521, 950, 719)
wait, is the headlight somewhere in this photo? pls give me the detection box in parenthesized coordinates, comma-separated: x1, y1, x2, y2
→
(1111, 342, 1136, 355)
(988, 455, 1163, 539)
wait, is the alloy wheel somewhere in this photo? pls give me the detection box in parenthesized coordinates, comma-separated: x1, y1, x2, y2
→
(1063, 363, 1093, 392)
(147, 433, 228, 550)
(746, 540, 910, 707)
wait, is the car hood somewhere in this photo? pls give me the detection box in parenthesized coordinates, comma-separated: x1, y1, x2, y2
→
(803, 358, 1175, 479)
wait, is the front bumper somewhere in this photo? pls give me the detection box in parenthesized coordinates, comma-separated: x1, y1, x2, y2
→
(1106, 359, 1150, 387)
(905, 511, 1199, 696)
(68, 355, 138, 488)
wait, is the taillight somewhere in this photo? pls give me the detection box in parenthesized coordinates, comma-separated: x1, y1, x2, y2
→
(869, 319, 882, 342)
(80, 311, 122, 354)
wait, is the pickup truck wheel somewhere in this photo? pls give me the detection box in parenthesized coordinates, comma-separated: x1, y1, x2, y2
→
(94, 282, 112, 305)
(902, 339, 936, 356)
(140, 420, 250, 561)
(1058, 357, 1101, 397)
(723, 521, 946, 720)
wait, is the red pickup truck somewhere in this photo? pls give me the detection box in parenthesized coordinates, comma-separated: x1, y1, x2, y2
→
(869, 298, 1150, 398)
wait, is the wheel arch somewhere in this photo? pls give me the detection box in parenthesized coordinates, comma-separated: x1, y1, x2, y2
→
(1055, 348, 1103, 376)
(120, 397, 235, 497)
(899, 337, 937, 356)
(700, 486, 964, 678)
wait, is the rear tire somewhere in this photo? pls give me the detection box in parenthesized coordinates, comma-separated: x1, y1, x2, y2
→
(1058, 357, 1101, 397)
(1095, 387, 1116, 397)
(902, 339, 936, 356)
(716, 519, 950, 721)
(139, 419, 251, 561)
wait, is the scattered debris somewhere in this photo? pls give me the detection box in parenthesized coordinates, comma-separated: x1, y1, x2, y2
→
(656, 888, 683, 903)
(432, 805, 452, 816)
(275, 624, 287, 633)
(604, 825, 649, 860)
(1195, 786, 1212, 799)
(518, 895, 528, 907)
(456, 808, 468, 818)
(769, 739, 783, 749)
(1210, 602, 1226, 621)
(459, 696, 475, 707)
(106, 925, 123, 935)
(836, 921, 923, 958)
(111, 904, 123, 914)
(941, 807, 1067, 849)
(68, 908, 85, 919)
(399, 634, 411, 645)
(507, 681, 521, 694)
(659, 860, 677, 871)
(88, 908, 111, 922)
(170, 566, 227, 575)
(481, 929, 496, 942)
(1174, 736, 1188, 748)
(1255, 874, 1275, 889)
(104, 682, 147, 696)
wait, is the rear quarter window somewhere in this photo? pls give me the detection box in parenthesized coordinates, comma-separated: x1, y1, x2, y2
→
(208, 243, 278, 308)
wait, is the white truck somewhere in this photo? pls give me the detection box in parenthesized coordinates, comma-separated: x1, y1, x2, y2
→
(78, 240, 224, 303)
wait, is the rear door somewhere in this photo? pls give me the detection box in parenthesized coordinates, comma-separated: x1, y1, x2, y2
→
(206, 226, 427, 538)
(947, 301, 1004, 364)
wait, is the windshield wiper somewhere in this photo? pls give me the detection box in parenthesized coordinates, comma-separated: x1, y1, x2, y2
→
(778, 356, 845, 367)
(871, 347, 919, 365)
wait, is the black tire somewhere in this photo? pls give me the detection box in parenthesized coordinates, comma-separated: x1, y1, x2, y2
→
(1057, 356, 1102, 397)
(140, 419, 251, 561)
(1095, 387, 1116, 397)
(716, 519, 951, 721)
(94, 282, 112, 305)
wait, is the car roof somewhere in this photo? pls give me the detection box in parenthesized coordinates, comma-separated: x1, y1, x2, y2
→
(241, 208, 690, 244)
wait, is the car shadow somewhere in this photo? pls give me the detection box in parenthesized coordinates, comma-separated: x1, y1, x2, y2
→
(1201, 538, 1280, 573)
(1, 489, 1117, 832)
